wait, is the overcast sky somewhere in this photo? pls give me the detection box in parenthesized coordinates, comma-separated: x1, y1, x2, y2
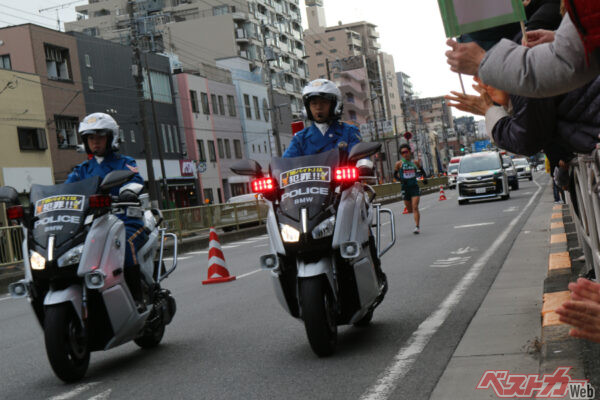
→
(5, 0, 476, 116)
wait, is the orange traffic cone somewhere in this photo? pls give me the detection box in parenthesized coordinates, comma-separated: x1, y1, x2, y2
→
(202, 227, 236, 284)
(402, 206, 409, 214)
(439, 186, 447, 201)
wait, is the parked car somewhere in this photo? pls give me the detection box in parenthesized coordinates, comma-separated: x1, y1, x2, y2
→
(457, 151, 510, 205)
(448, 164, 459, 189)
(502, 155, 519, 190)
(221, 193, 265, 231)
(513, 158, 533, 181)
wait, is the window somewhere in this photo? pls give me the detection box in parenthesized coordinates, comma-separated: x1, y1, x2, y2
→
(330, 49, 337, 53)
(0, 54, 11, 70)
(167, 125, 174, 153)
(201, 92, 210, 114)
(142, 70, 172, 103)
(203, 188, 214, 204)
(316, 51, 323, 56)
(244, 94, 252, 119)
(211, 94, 218, 114)
(55, 116, 78, 148)
(217, 138, 224, 158)
(84, 54, 91, 68)
(88, 76, 94, 89)
(253, 96, 260, 120)
(252, 144, 255, 153)
(263, 99, 270, 122)
(208, 140, 216, 161)
(130, 130, 136, 143)
(172, 125, 180, 153)
(224, 139, 231, 158)
(190, 90, 199, 113)
(17, 127, 47, 151)
(328, 37, 335, 41)
(314, 39, 321, 44)
(45, 44, 71, 81)
(161, 124, 169, 152)
(218, 95, 225, 115)
(213, 5, 229, 15)
(234, 139, 243, 158)
(346, 93, 354, 103)
(227, 95, 236, 117)
(197, 140, 206, 162)
(349, 110, 357, 121)
(317, 63, 324, 68)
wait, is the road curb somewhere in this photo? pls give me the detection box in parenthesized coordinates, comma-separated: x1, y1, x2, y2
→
(539, 204, 586, 378)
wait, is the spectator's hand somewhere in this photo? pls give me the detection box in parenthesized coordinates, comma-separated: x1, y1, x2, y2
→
(445, 39, 486, 76)
(445, 85, 493, 116)
(522, 0, 532, 6)
(556, 278, 600, 343)
(523, 29, 555, 47)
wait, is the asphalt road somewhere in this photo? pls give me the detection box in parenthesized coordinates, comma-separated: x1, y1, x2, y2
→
(0, 172, 549, 400)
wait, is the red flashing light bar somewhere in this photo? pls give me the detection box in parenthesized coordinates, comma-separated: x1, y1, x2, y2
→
(6, 205, 24, 220)
(334, 167, 359, 182)
(252, 178, 276, 193)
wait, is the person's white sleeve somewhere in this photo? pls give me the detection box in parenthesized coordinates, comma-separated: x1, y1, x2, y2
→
(485, 106, 509, 140)
(479, 14, 600, 98)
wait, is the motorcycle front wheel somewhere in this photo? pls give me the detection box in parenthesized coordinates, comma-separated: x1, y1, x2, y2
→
(300, 277, 337, 357)
(44, 304, 90, 382)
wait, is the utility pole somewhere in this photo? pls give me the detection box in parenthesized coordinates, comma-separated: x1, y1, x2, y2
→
(144, 52, 170, 207)
(127, 0, 160, 207)
(325, 58, 332, 80)
(393, 115, 400, 163)
(261, 22, 282, 157)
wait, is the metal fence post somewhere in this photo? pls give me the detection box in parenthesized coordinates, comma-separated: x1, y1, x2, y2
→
(234, 204, 240, 230)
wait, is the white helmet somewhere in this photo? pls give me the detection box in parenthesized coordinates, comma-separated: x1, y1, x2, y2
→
(302, 79, 343, 121)
(78, 112, 120, 154)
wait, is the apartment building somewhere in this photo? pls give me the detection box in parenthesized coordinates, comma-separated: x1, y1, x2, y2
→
(0, 24, 87, 183)
(65, 0, 309, 117)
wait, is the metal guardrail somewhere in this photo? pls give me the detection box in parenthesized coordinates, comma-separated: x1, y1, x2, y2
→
(0, 226, 23, 267)
(567, 150, 600, 279)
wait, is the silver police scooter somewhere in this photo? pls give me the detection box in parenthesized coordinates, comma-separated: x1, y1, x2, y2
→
(2, 170, 177, 382)
(232, 142, 395, 357)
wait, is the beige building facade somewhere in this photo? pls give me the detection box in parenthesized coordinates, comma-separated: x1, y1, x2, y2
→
(0, 69, 54, 192)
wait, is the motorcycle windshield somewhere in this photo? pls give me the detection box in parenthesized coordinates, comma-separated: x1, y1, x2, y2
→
(29, 177, 101, 249)
(270, 149, 339, 220)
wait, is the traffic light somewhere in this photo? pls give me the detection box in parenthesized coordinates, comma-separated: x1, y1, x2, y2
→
(460, 147, 465, 152)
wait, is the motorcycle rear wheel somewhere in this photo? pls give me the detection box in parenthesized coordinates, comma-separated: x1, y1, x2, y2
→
(301, 277, 337, 357)
(134, 321, 165, 349)
(44, 304, 90, 383)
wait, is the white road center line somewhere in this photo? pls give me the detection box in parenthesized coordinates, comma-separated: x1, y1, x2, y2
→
(48, 382, 100, 400)
(222, 244, 240, 249)
(0, 296, 12, 302)
(237, 268, 262, 279)
(187, 250, 208, 255)
(359, 180, 542, 400)
(454, 222, 495, 229)
(87, 389, 112, 400)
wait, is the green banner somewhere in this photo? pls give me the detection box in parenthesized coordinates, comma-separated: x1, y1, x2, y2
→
(437, 0, 526, 38)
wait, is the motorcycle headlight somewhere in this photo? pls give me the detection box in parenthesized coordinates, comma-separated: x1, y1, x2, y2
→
(30, 251, 46, 271)
(312, 216, 336, 239)
(57, 244, 84, 267)
(280, 224, 300, 243)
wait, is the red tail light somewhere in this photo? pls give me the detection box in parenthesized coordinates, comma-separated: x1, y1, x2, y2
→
(6, 205, 23, 220)
(89, 194, 111, 209)
(251, 178, 276, 193)
(334, 167, 359, 182)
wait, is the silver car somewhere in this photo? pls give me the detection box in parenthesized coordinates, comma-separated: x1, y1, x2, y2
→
(513, 158, 533, 181)
(457, 151, 510, 205)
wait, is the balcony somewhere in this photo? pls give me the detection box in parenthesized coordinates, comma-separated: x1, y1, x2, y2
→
(236, 29, 250, 43)
(232, 12, 249, 21)
(368, 28, 379, 38)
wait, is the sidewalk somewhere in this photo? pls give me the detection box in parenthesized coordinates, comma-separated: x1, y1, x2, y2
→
(430, 182, 586, 400)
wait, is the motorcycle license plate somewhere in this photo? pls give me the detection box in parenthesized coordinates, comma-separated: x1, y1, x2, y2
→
(475, 188, 486, 194)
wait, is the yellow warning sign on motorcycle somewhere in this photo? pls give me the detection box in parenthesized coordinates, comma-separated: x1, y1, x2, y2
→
(280, 166, 331, 188)
(35, 195, 85, 216)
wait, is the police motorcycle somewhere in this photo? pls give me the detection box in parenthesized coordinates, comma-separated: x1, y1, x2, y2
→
(231, 142, 395, 357)
(2, 170, 177, 382)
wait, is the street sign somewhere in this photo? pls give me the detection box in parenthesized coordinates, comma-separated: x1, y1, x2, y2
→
(473, 140, 491, 152)
(197, 161, 207, 173)
(404, 131, 413, 141)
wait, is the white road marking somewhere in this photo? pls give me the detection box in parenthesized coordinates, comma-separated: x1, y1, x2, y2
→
(237, 269, 262, 279)
(163, 256, 192, 261)
(523, 192, 533, 195)
(255, 244, 269, 247)
(222, 244, 240, 249)
(48, 382, 101, 400)
(420, 206, 430, 211)
(360, 180, 542, 400)
(503, 207, 518, 213)
(454, 222, 495, 229)
(87, 389, 112, 400)
(430, 256, 471, 268)
(451, 247, 477, 255)
(0, 296, 12, 302)
(187, 250, 208, 255)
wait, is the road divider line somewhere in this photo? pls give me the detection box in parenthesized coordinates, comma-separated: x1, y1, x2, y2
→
(237, 269, 262, 279)
(454, 222, 495, 229)
(48, 382, 101, 400)
(359, 180, 542, 400)
(87, 389, 112, 400)
(0, 296, 11, 302)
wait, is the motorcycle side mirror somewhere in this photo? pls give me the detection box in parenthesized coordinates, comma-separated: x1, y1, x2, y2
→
(0, 186, 19, 205)
(230, 159, 263, 177)
(100, 170, 136, 192)
(348, 142, 382, 163)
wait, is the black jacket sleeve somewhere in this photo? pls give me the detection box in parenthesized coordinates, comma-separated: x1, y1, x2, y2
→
(491, 95, 557, 156)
